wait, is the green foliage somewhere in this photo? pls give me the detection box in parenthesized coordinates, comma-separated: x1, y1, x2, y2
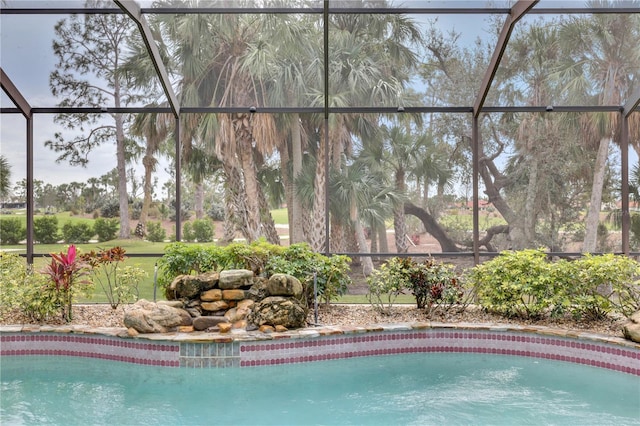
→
(182, 222, 195, 242)
(265, 243, 352, 305)
(0, 218, 25, 244)
(468, 249, 558, 319)
(157, 242, 351, 305)
(365, 257, 466, 314)
(0, 252, 61, 322)
(568, 254, 640, 320)
(192, 219, 214, 242)
(366, 258, 409, 313)
(61, 221, 94, 244)
(34, 216, 60, 244)
(467, 250, 640, 320)
(146, 221, 167, 243)
(40, 245, 92, 322)
(81, 247, 146, 309)
(93, 218, 119, 242)
(406, 258, 466, 314)
(100, 199, 120, 218)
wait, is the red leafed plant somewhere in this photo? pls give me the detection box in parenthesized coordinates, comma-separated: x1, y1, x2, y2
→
(41, 245, 91, 322)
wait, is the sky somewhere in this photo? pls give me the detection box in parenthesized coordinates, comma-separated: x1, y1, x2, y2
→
(1, 1, 637, 194)
(0, 5, 495, 191)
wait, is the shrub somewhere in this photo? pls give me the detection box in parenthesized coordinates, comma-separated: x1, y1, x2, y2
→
(182, 222, 195, 242)
(207, 202, 225, 221)
(33, 216, 60, 244)
(467, 250, 640, 321)
(61, 221, 94, 244)
(406, 258, 466, 314)
(0, 252, 60, 322)
(192, 219, 214, 242)
(81, 247, 146, 309)
(467, 249, 558, 319)
(100, 199, 120, 218)
(266, 243, 351, 305)
(366, 257, 409, 313)
(146, 221, 167, 243)
(40, 245, 92, 322)
(568, 254, 640, 320)
(94, 218, 119, 242)
(0, 218, 25, 244)
(157, 242, 351, 305)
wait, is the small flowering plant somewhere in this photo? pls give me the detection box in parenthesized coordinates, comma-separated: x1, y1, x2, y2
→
(41, 245, 91, 322)
(81, 247, 146, 309)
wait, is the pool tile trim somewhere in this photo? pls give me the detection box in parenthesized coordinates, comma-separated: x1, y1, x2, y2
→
(1, 322, 638, 375)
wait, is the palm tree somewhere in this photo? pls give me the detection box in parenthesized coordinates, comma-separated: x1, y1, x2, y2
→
(557, 2, 640, 252)
(0, 155, 11, 200)
(155, 0, 286, 244)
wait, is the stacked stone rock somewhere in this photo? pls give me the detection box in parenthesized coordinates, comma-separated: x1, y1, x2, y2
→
(123, 270, 308, 335)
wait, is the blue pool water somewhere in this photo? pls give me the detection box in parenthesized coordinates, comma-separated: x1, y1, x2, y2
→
(1, 353, 639, 425)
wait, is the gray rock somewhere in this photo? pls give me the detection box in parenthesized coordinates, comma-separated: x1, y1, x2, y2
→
(247, 279, 269, 301)
(123, 299, 192, 333)
(193, 316, 229, 331)
(267, 273, 303, 298)
(630, 310, 640, 324)
(219, 269, 254, 289)
(248, 296, 308, 329)
(623, 322, 640, 343)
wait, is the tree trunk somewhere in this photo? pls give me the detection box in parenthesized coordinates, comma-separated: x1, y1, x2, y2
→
(221, 162, 247, 244)
(258, 182, 280, 245)
(583, 137, 611, 252)
(115, 112, 130, 239)
(139, 150, 155, 228)
(393, 169, 408, 253)
(353, 213, 374, 276)
(404, 201, 459, 252)
(236, 116, 261, 242)
(194, 181, 204, 220)
(523, 157, 538, 246)
(377, 223, 389, 253)
(309, 130, 327, 252)
(290, 112, 305, 244)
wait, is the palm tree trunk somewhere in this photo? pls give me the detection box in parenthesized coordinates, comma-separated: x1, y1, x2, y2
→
(309, 130, 327, 252)
(583, 137, 611, 252)
(394, 170, 408, 253)
(290, 112, 305, 244)
(378, 223, 389, 253)
(236, 118, 261, 242)
(139, 151, 155, 228)
(194, 181, 204, 220)
(524, 157, 538, 246)
(258, 183, 280, 245)
(353, 213, 374, 276)
(115, 112, 130, 239)
(221, 163, 248, 244)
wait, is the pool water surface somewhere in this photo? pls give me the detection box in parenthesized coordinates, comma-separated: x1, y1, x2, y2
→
(2, 353, 639, 425)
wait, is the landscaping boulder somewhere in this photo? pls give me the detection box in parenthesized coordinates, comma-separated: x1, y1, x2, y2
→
(623, 310, 640, 343)
(267, 273, 303, 298)
(123, 299, 192, 333)
(248, 296, 308, 329)
(219, 269, 254, 289)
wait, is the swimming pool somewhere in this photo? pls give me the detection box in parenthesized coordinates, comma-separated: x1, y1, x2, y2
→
(2, 353, 639, 425)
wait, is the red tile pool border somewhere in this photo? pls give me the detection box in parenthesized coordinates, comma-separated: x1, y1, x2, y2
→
(0, 333, 180, 367)
(238, 330, 640, 375)
(1, 326, 638, 374)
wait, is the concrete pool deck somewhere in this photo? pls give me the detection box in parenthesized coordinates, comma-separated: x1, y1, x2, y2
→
(1, 322, 639, 375)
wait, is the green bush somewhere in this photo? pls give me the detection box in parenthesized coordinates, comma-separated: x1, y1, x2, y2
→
(33, 216, 60, 244)
(406, 258, 466, 314)
(94, 218, 119, 242)
(467, 249, 640, 321)
(0, 252, 63, 322)
(568, 254, 640, 320)
(61, 221, 94, 244)
(192, 219, 214, 242)
(266, 243, 351, 305)
(0, 218, 25, 244)
(81, 247, 146, 309)
(157, 241, 351, 305)
(366, 257, 410, 313)
(467, 249, 558, 319)
(182, 222, 195, 242)
(146, 221, 167, 243)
